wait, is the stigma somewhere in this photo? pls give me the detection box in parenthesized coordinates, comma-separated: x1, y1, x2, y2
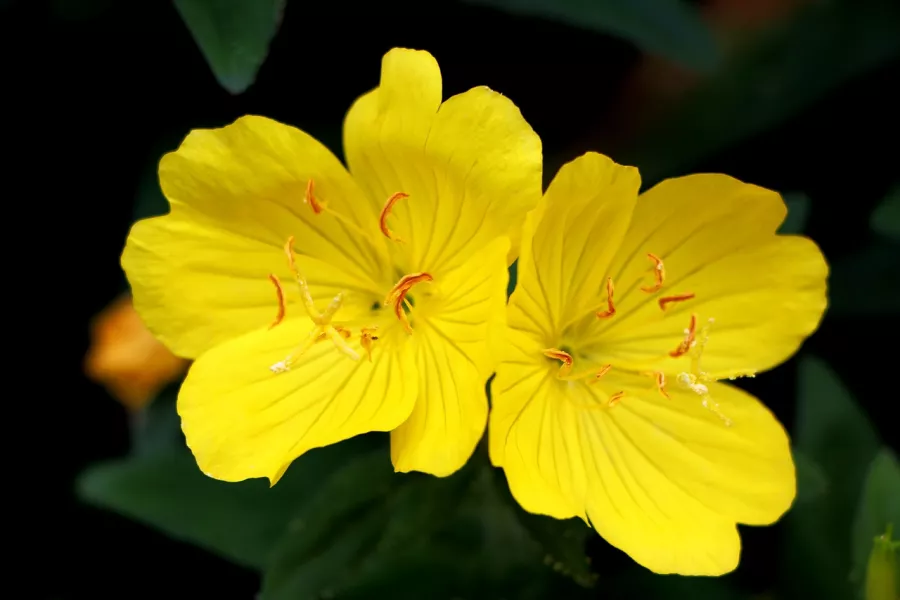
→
(267, 236, 370, 374)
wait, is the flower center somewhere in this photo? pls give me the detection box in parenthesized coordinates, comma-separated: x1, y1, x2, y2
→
(547, 252, 742, 424)
(265, 181, 434, 372)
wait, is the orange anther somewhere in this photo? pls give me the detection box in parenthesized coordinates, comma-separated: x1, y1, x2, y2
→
(596, 277, 616, 319)
(361, 327, 379, 362)
(650, 371, 669, 399)
(608, 391, 625, 407)
(268, 274, 286, 329)
(284, 236, 298, 277)
(379, 192, 409, 241)
(542, 348, 573, 366)
(641, 253, 665, 293)
(304, 179, 325, 214)
(543, 348, 574, 377)
(595, 364, 612, 379)
(385, 272, 433, 334)
(659, 292, 696, 311)
(669, 313, 698, 358)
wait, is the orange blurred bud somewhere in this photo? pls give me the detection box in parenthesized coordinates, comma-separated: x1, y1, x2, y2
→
(84, 294, 189, 411)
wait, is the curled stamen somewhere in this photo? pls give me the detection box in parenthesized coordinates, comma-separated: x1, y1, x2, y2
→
(669, 313, 698, 358)
(304, 179, 325, 214)
(268, 274, 286, 329)
(608, 391, 625, 407)
(361, 327, 379, 362)
(659, 293, 696, 311)
(596, 277, 616, 319)
(543, 348, 574, 378)
(385, 272, 433, 334)
(641, 253, 665, 293)
(379, 192, 409, 241)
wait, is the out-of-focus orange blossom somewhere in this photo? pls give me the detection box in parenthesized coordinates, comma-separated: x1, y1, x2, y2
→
(84, 293, 189, 411)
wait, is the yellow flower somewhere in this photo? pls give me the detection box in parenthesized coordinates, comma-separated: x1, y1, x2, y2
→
(121, 48, 541, 484)
(489, 152, 828, 575)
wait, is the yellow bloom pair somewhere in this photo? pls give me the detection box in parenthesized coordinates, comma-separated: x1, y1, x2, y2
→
(122, 48, 828, 576)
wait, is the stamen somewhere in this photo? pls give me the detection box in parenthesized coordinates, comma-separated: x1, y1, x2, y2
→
(669, 313, 698, 358)
(659, 293, 696, 311)
(640, 253, 665, 293)
(304, 179, 325, 214)
(595, 277, 616, 319)
(385, 272, 433, 334)
(595, 364, 612, 380)
(361, 327, 379, 362)
(650, 371, 669, 399)
(607, 391, 625, 407)
(543, 348, 574, 378)
(379, 192, 409, 241)
(268, 274, 286, 329)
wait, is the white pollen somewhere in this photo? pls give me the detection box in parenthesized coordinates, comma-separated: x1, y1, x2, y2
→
(270, 361, 290, 374)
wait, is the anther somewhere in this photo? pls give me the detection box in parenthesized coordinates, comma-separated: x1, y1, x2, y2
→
(596, 277, 616, 319)
(360, 327, 379, 362)
(640, 253, 665, 293)
(651, 371, 669, 399)
(268, 274, 286, 329)
(379, 192, 409, 241)
(543, 348, 574, 378)
(608, 391, 625, 407)
(595, 364, 612, 380)
(659, 293, 696, 311)
(669, 313, 698, 358)
(385, 272, 433, 334)
(304, 179, 325, 214)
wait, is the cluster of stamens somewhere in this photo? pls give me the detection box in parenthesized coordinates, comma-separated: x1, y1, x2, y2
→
(265, 180, 432, 374)
(545, 252, 744, 425)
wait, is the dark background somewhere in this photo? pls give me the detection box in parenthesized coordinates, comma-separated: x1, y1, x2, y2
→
(9, 0, 897, 596)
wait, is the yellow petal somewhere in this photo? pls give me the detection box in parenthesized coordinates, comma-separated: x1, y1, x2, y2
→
(178, 316, 416, 484)
(123, 115, 388, 358)
(490, 365, 794, 575)
(343, 48, 541, 271)
(579, 174, 828, 378)
(391, 237, 510, 476)
(508, 151, 640, 344)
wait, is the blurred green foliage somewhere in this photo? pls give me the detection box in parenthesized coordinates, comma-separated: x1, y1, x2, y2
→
(622, 0, 900, 185)
(76, 0, 899, 597)
(461, 0, 719, 72)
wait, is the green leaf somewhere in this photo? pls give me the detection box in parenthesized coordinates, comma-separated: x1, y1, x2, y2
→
(460, 0, 718, 72)
(512, 512, 596, 588)
(779, 192, 812, 235)
(784, 356, 881, 600)
(794, 449, 829, 504)
(852, 449, 900, 586)
(870, 185, 900, 241)
(260, 452, 477, 600)
(262, 451, 587, 600)
(625, 0, 900, 184)
(828, 238, 900, 317)
(76, 436, 378, 569)
(173, 0, 285, 94)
